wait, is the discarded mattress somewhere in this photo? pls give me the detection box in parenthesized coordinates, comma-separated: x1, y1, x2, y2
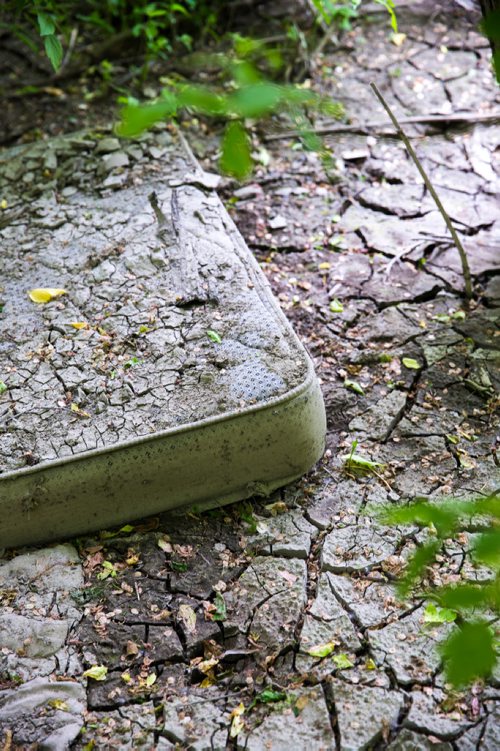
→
(0, 126, 326, 548)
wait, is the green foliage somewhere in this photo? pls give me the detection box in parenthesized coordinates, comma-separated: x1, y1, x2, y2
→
(481, 7, 500, 83)
(381, 489, 500, 686)
(2, 0, 218, 72)
(311, 0, 361, 31)
(117, 41, 344, 178)
(311, 0, 396, 32)
(441, 621, 497, 687)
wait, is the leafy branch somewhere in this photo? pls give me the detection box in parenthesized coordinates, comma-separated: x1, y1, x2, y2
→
(380, 489, 500, 686)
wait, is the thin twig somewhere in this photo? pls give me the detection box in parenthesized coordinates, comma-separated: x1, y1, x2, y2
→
(58, 26, 79, 74)
(263, 111, 500, 142)
(369, 82, 473, 300)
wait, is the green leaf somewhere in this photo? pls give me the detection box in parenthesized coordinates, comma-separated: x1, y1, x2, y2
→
(212, 592, 227, 622)
(228, 83, 283, 118)
(423, 603, 457, 625)
(441, 621, 497, 686)
(220, 122, 252, 180)
(44, 35, 63, 71)
(373, 0, 398, 32)
(329, 299, 343, 313)
(307, 640, 336, 658)
(434, 582, 499, 612)
(0, 381, 7, 395)
(229, 60, 262, 86)
(171, 560, 188, 572)
(117, 98, 176, 137)
(402, 357, 421, 370)
(342, 453, 383, 472)
(37, 13, 56, 36)
(206, 329, 222, 344)
(380, 500, 458, 537)
(83, 665, 108, 681)
(344, 378, 364, 395)
(257, 689, 287, 703)
(471, 530, 500, 568)
(398, 540, 441, 596)
(177, 85, 225, 115)
(333, 653, 354, 669)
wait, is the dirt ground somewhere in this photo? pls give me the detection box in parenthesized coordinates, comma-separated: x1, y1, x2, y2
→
(0, 1, 499, 749)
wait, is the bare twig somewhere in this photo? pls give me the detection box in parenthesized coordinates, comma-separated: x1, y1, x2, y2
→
(369, 82, 473, 300)
(58, 26, 79, 74)
(263, 111, 500, 142)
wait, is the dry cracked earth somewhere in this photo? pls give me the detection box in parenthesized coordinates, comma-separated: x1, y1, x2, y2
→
(1, 1, 499, 749)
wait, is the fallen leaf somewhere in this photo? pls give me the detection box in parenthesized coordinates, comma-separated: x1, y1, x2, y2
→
(145, 672, 157, 687)
(70, 402, 91, 418)
(344, 378, 364, 395)
(178, 603, 197, 634)
(264, 501, 287, 516)
(329, 298, 344, 313)
(230, 703, 245, 738)
(83, 665, 108, 681)
(70, 321, 89, 330)
(47, 699, 69, 711)
(197, 657, 219, 674)
(28, 288, 67, 303)
(391, 32, 407, 46)
(212, 592, 227, 622)
(333, 653, 354, 669)
(126, 640, 139, 657)
(294, 694, 310, 713)
(206, 329, 222, 344)
(402, 357, 421, 370)
(157, 536, 173, 553)
(278, 569, 298, 585)
(308, 640, 337, 658)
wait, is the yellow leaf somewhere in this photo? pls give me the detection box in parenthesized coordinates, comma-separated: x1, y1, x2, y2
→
(70, 403, 90, 418)
(200, 674, 217, 688)
(307, 640, 336, 658)
(318, 262, 331, 270)
(197, 657, 219, 674)
(391, 32, 407, 46)
(70, 322, 89, 330)
(121, 671, 132, 683)
(145, 672, 157, 687)
(294, 694, 310, 712)
(47, 699, 69, 711)
(28, 288, 67, 303)
(0, 199, 7, 210)
(83, 665, 108, 681)
(230, 703, 245, 738)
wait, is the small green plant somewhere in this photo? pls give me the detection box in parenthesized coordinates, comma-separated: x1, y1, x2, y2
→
(312, 0, 396, 32)
(117, 38, 343, 179)
(341, 439, 384, 474)
(1, 0, 219, 73)
(380, 489, 500, 686)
